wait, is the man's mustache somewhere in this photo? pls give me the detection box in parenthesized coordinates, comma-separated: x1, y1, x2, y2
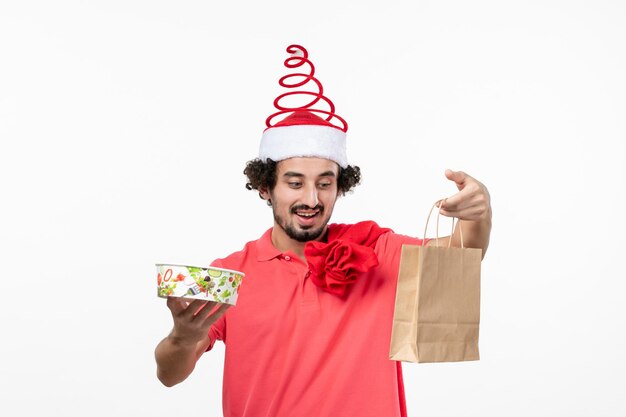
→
(290, 204, 324, 213)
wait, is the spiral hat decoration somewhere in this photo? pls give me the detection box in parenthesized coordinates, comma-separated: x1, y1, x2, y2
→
(259, 45, 349, 168)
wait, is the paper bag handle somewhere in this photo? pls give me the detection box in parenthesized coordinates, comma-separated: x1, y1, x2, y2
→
(421, 200, 464, 248)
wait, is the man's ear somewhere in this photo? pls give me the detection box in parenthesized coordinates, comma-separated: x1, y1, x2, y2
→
(259, 186, 271, 202)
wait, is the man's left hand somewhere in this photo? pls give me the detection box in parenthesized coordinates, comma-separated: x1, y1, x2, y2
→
(438, 169, 491, 222)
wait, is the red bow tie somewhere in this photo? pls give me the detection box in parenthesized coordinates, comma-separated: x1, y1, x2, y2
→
(304, 221, 392, 297)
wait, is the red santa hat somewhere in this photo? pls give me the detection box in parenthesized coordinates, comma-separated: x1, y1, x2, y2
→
(259, 45, 349, 168)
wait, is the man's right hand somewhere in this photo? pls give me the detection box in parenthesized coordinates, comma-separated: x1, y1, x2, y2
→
(166, 298, 231, 346)
(155, 298, 231, 387)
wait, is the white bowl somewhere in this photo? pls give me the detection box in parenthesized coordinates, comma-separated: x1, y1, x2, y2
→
(156, 264, 244, 305)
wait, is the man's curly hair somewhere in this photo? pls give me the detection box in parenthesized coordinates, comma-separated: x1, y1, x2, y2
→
(244, 158, 361, 201)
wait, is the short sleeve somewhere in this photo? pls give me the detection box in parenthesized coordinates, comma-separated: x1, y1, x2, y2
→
(374, 232, 430, 278)
(206, 317, 225, 351)
(375, 232, 428, 256)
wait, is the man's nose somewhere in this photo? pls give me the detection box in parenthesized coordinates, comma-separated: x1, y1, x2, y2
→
(301, 185, 319, 208)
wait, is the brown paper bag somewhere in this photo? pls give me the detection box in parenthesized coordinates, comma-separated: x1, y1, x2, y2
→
(389, 202, 482, 363)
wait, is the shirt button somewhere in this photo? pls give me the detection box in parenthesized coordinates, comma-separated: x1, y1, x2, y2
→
(284, 255, 291, 261)
(305, 271, 311, 278)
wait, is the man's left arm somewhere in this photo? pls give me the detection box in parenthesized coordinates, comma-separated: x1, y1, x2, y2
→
(428, 169, 492, 259)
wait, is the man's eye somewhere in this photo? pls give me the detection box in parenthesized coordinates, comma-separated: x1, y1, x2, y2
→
(318, 182, 332, 188)
(288, 182, 302, 188)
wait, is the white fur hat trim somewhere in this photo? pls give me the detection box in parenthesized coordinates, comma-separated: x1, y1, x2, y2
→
(259, 124, 347, 168)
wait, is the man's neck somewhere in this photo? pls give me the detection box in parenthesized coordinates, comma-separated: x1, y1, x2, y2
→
(270, 224, 328, 261)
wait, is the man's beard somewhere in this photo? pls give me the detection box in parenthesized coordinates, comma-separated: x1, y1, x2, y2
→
(273, 204, 328, 243)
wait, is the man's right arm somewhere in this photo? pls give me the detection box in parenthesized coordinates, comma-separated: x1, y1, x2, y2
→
(154, 298, 230, 387)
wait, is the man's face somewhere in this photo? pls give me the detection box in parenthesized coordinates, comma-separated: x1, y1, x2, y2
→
(263, 157, 340, 243)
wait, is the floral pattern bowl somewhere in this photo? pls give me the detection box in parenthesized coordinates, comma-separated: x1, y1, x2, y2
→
(156, 264, 244, 305)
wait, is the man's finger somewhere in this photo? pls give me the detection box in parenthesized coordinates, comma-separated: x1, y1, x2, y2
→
(166, 296, 188, 314)
(169, 298, 210, 319)
(439, 204, 485, 221)
(445, 169, 468, 187)
(185, 299, 215, 318)
(202, 303, 231, 325)
(439, 189, 471, 211)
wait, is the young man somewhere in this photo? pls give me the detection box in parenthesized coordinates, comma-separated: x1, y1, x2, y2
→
(155, 45, 491, 417)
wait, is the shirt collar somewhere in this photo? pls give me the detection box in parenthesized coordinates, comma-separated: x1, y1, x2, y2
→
(256, 228, 283, 261)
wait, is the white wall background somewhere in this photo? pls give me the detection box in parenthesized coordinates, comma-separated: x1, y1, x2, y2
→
(1, 0, 625, 415)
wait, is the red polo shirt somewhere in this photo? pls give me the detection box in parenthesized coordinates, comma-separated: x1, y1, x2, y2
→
(208, 226, 424, 417)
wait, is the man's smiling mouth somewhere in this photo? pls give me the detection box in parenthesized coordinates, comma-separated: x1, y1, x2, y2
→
(292, 206, 323, 221)
(296, 210, 318, 218)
